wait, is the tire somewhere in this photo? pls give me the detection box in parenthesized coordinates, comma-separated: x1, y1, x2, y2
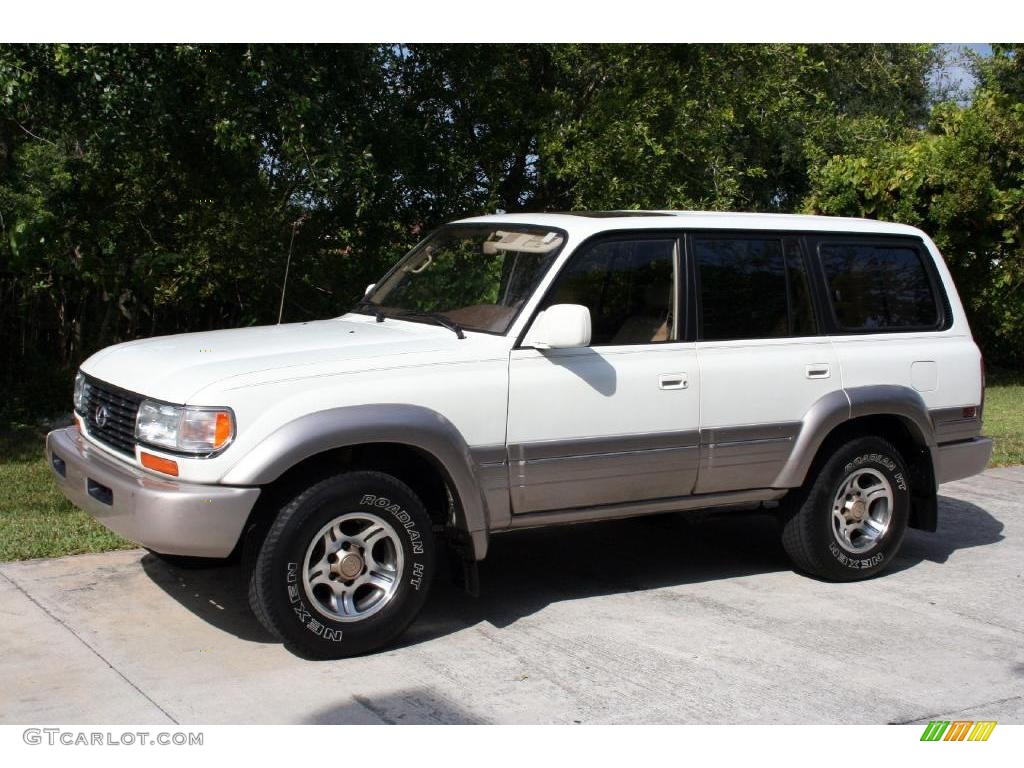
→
(249, 470, 435, 659)
(781, 436, 910, 581)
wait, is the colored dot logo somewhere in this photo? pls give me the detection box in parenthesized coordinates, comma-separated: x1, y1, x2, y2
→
(920, 720, 997, 741)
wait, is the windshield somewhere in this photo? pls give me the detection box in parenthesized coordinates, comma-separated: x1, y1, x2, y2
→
(357, 224, 567, 334)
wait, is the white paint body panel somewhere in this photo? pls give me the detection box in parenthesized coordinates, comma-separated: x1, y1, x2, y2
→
(832, 333, 981, 409)
(507, 344, 699, 443)
(696, 337, 840, 429)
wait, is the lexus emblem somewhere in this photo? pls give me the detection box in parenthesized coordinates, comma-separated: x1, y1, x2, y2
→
(94, 404, 109, 428)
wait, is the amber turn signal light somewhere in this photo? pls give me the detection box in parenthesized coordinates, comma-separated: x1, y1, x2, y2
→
(214, 411, 232, 449)
(140, 451, 179, 477)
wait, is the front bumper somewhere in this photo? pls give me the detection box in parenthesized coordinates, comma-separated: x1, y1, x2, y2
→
(936, 437, 993, 485)
(46, 426, 259, 557)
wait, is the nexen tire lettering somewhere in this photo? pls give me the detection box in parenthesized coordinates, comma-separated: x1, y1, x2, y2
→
(285, 561, 344, 642)
(828, 541, 885, 569)
(360, 494, 425, 554)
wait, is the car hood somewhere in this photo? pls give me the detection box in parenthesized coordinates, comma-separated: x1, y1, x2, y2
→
(80, 315, 471, 403)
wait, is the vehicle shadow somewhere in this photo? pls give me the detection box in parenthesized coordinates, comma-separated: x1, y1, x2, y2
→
(140, 494, 1004, 653)
(304, 688, 489, 724)
(889, 493, 1006, 571)
(539, 348, 618, 396)
(140, 553, 276, 644)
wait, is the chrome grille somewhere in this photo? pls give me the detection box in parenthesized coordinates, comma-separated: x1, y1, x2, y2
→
(80, 376, 144, 456)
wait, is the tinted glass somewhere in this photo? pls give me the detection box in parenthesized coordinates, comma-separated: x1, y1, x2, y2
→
(365, 225, 565, 334)
(543, 239, 676, 345)
(696, 237, 789, 340)
(819, 243, 938, 330)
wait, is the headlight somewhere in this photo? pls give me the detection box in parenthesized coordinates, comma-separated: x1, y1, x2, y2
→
(73, 372, 85, 413)
(135, 400, 235, 454)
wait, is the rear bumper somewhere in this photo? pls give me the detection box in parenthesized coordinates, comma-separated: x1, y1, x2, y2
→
(936, 437, 993, 485)
(46, 426, 259, 557)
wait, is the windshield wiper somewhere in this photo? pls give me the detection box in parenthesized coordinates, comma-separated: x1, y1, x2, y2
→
(399, 310, 465, 339)
(351, 299, 386, 323)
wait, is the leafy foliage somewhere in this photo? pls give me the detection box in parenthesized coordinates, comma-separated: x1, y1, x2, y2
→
(1, 43, 1016, 418)
(538, 44, 937, 212)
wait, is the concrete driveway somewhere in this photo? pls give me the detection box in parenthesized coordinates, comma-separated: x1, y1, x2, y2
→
(1, 467, 1022, 725)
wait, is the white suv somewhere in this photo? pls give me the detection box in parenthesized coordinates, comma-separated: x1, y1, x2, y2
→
(47, 211, 992, 658)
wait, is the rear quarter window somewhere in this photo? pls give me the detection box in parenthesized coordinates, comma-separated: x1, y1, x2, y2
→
(818, 241, 941, 331)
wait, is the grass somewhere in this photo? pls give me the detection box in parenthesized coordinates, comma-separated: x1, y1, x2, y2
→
(0, 422, 132, 562)
(0, 375, 1021, 562)
(985, 371, 1024, 466)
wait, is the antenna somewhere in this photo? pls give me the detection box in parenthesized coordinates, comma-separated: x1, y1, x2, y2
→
(277, 219, 299, 325)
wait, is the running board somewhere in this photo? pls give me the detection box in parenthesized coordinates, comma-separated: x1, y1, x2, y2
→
(502, 488, 786, 531)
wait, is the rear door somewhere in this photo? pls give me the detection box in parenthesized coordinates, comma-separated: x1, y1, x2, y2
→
(692, 232, 841, 493)
(507, 234, 701, 514)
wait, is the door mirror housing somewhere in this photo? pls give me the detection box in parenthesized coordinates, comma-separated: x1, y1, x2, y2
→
(364, 283, 376, 296)
(523, 304, 592, 349)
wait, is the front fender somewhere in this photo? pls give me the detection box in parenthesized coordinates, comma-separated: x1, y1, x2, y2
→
(221, 404, 494, 559)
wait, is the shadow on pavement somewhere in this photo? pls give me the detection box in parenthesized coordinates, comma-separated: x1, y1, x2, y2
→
(140, 494, 1004, 654)
(406, 508, 790, 645)
(140, 553, 275, 644)
(892, 494, 1005, 570)
(305, 688, 489, 724)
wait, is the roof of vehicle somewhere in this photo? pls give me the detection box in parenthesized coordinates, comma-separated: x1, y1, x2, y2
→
(454, 210, 925, 238)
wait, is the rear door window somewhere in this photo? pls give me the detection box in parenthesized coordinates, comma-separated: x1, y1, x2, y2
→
(694, 235, 817, 341)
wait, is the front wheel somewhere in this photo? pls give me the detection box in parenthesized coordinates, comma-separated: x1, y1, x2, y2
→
(781, 436, 910, 581)
(249, 470, 435, 658)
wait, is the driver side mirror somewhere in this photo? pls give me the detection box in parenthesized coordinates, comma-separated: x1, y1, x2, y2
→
(523, 304, 592, 349)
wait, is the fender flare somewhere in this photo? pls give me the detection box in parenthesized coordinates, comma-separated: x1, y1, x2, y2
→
(773, 384, 937, 489)
(222, 404, 492, 559)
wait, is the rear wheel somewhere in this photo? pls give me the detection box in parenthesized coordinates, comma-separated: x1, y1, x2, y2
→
(249, 470, 435, 658)
(781, 436, 910, 581)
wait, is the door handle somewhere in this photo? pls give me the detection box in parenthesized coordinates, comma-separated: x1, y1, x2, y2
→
(659, 373, 688, 390)
(805, 364, 831, 379)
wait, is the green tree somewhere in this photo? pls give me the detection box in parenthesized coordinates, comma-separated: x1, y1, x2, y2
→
(536, 44, 937, 211)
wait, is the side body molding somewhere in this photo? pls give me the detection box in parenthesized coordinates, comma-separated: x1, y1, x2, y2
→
(221, 404, 494, 560)
(772, 385, 937, 490)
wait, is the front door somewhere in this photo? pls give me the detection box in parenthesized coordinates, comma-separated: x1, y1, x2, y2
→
(507, 235, 700, 514)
